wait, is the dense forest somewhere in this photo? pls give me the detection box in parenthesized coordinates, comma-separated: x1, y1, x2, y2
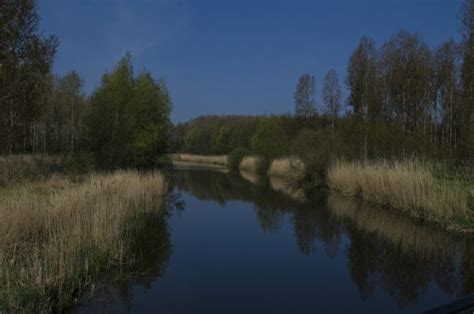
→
(174, 0, 474, 165)
(0, 0, 172, 168)
(1, 0, 473, 169)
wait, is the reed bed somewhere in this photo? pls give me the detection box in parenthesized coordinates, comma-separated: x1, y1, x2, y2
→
(0, 170, 167, 312)
(327, 160, 472, 225)
(268, 157, 305, 179)
(171, 154, 228, 167)
(239, 156, 258, 172)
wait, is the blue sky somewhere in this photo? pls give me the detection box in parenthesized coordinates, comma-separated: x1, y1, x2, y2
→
(39, 0, 463, 123)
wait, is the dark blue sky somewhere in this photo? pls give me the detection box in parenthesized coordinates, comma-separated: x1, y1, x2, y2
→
(39, 0, 463, 122)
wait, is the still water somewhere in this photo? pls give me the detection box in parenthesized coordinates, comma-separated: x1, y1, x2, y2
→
(78, 168, 474, 313)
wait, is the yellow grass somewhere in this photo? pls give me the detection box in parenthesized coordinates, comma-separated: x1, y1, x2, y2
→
(0, 170, 167, 312)
(268, 157, 305, 179)
(239, 156, 258, 172)
(327, 160, 471, 223)
(171, 154, 228, 167)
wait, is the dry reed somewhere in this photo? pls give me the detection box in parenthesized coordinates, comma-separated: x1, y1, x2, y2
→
(239, 156, 258, 172)
(327, 160, 471, 224)
(268, 157, 305, 179)
(171, 154, 228, 167)
(0, 170, 167, 312)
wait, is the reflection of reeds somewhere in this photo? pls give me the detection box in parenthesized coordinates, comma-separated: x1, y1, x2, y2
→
(0, 171, 167, 312)
(269, 176, 305, 201)
(171, 154, 228, 167)
(328, 160, 471, 224)
(328, 193, 460, 259)
(239, 169, 261, 185)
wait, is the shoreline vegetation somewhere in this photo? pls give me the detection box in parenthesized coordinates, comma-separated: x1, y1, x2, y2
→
(171, 153, 474, 233)
(0, 157, 168, 312)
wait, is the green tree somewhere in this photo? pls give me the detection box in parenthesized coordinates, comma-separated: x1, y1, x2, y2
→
(130, 72, 172, 166)
(0, 0, 58, 153)
(87, 54, 171, 168)
(251, 117, 287, 161)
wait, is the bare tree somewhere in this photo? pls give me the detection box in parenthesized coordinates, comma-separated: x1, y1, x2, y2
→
(323, 69, 342, 131)
(346, 36, 378, 161)
(293, 74, 317, 119)
(460, 0, 474, 160)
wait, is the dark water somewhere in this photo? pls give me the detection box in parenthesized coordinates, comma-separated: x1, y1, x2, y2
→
(78, 168, 474, 313)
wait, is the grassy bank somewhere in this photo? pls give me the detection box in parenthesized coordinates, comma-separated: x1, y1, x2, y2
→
(327, 160, 474, 231)
(0, 170, 167, 312)
(170, 154, 228, 168)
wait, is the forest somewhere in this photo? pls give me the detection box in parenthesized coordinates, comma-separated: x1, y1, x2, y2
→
(174, 2, 473, 165)
(0, 1, 172, 170)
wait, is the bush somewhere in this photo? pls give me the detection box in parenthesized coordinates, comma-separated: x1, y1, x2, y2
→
(291, 128, 345, 189)
(256, 157, 271, 175)
(228, 147, 250, 170)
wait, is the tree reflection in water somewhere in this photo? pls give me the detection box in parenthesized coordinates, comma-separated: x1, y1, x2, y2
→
(172, 168, 474, 309)
(80, 168, 474, 312)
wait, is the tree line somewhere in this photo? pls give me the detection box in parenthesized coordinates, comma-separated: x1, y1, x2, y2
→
(175, 0, 473, 164)
(0, 0, 172, 168)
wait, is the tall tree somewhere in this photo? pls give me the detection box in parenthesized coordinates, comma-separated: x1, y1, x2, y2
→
(87, 54, 171, 168)
(294, 74, 317, 119)
(346, 36, 378, 160)
(460, 0, 474, 161)
(0, 0, 58, 153)
(323, 69, 342, 131)
(434, 39, 461, 155)
(34, 71, 87, 153)
(380, 30, 433, 133)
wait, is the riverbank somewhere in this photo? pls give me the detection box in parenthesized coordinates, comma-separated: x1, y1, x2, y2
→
(328, 160, 474, 232)
(0, 169, 168, 312)
(171, 154, 474, 232)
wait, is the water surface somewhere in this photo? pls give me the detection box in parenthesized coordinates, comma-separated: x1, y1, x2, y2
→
(78, 168, 474, 313)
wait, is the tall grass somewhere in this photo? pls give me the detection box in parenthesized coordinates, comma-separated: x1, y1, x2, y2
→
(239, 156, 259, 172)
(327, 160, 472, 226)
(0, 170, 167, 312)
(171, 154, 228, 167)
(268, 157, 305, 179)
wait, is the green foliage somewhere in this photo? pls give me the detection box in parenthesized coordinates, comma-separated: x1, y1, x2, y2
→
(0, 0, 59, 154)
(178, 116, 259, 155)
(228, 147, 250, 170)
(256, 157, 271, 175)
(86, 54, 171, 168)
(251, 117, 288, 160)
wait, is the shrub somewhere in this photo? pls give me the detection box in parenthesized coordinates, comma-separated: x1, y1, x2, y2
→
(291, 128, 345, 188)
(228, 147, 250, 170)
(256, 157, 271, 175)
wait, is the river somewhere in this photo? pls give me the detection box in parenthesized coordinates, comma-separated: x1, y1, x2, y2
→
(77, 167, 474, 313)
